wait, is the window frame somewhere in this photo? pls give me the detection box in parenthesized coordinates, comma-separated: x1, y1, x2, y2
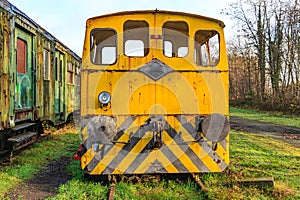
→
(123, 20, 149, 58)
(194, 30, 220, 67)
(55, 57, 58, 81)
(16, 37, 27, 74)
(100, 46, 117, 65)
(162, 21, 189, 58)
(43, 49, 50, 80)
(67, 62, 74, 84)
(90, 28, 118, 65)
(163, 40, 173, 58)
(75, 65, 80, 86)
(124, 39, 145, 57)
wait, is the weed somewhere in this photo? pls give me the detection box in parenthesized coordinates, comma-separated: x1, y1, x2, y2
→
(1, 110, 300, 199)
(0, 126, 80, 199)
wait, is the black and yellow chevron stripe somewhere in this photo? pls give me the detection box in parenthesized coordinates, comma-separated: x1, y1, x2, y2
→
(81, 115, 229, 175)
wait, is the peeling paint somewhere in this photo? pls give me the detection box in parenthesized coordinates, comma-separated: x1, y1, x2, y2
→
(0, 0, 81, 152)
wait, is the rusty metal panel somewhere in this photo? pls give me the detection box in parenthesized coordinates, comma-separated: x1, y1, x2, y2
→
(14, 27, 34, 123)
(38, 36, 54, 121)
(80, 11, 229, 175)
(66, 84, 73, 115)
(54, 50, 66, 121)
(34, 33, 43, 121)
(0, 7, 11, 129)
(42, 40, 56, 122)
(43, 81, 51, 118)
(1, 0, 81, 131)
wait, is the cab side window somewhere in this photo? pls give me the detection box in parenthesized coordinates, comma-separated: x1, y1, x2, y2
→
(163, 21, 189, 58)
(194, 30, 220, 66)
(91, 29, 117, 65)
(124, 20, 149, 57)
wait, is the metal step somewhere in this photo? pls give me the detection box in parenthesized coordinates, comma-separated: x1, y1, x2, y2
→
(8, 132, 38, 151)
(55, 120, 65, 126)
(12, 123, 36, 132)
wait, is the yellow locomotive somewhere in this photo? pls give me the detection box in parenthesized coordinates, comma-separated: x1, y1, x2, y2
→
(75, 10, 229, 175)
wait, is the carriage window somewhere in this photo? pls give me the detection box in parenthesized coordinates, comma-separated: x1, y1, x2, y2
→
(75, 66, 80, 86)
(163, 21, 189, 58)
(55, 57, 58, 80)
(194, 30, 220, 66)
(43, 49, 50, 80)
(67, 62, 74, 84)
(91, 29, 117, 65)
(124, 20, 149, 57)
(17, 38, 27, 74)
(59, 59, 63, 81)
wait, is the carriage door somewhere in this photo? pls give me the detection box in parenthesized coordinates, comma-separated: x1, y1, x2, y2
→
(14, 27, 35, 122)
(54, 51, 65, 121)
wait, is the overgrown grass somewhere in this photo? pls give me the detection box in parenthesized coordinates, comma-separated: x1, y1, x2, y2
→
(0, 125, 80, 199)
(230, 107, 300, 128)
(201, 130, 300, 199)
(50, 176, 205, 200)
(1, 122, 300, 199)
(50, 173, 205, 200)
(50, 130, 300, 199)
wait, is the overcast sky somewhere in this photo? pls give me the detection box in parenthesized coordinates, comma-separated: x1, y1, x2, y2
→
(8, 0, 235, 56)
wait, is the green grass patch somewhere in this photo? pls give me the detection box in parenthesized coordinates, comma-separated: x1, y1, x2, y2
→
(2, 124, 300, 199)
(51, 129, 300, 199)
(49, 179, 109, 200)
(201, 130, 300, 199)
(0, 125, 81, 199)
(230, 107, 300, 128)
(49, 172, 206, 200)
(113, 179, 204, 200)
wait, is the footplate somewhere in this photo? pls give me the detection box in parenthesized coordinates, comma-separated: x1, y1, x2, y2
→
(8, 132, 38, 151)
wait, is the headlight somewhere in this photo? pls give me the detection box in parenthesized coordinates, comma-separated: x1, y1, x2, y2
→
(98, 91, 111, 104)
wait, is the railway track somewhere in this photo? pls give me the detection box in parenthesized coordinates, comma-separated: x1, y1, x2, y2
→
(3, 116, 299, 165)
(3, 116, 298, 166)
(104, 117, 300, 199)
(105, 173, 208, 200)
(2, 116, 299, 199)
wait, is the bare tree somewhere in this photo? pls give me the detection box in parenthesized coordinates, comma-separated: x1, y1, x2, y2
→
(224, 0, 300, 114)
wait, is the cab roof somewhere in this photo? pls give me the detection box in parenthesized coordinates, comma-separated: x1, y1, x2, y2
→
(87, 10, 225, 28)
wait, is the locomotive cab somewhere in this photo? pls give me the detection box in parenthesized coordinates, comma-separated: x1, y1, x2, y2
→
(76, 10, 229, 175)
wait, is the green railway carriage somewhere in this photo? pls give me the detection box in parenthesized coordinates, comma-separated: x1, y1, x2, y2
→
(0, 0, 81, 153)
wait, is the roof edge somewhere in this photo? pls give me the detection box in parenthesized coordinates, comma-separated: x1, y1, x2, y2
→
(87, 10, 225, 28)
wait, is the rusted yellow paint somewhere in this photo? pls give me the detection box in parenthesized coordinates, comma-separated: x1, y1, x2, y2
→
(81, 11, 228, 117)
(81, 71, 228, 116)
(80, 10, 229, 174)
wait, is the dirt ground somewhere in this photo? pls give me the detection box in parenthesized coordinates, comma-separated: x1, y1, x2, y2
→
(4, 156, 71, 200)
(230, 116, 300, 148)
(4, 117, 300, 199)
